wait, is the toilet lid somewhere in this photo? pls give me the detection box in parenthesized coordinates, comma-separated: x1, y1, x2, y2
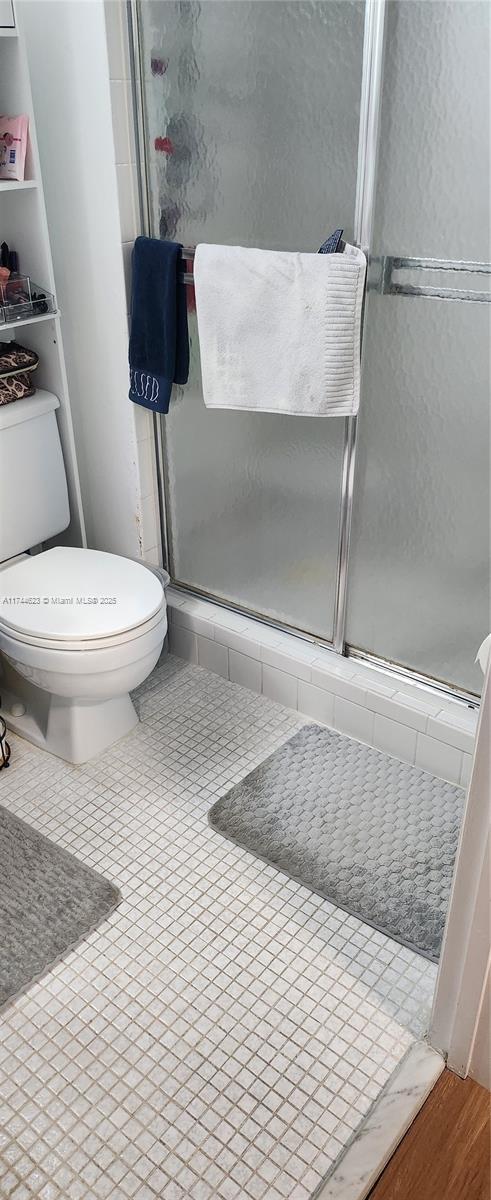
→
(0, 547, 164, 642)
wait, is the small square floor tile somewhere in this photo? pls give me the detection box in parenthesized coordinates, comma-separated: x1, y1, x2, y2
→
(1, 655, 436, 1200)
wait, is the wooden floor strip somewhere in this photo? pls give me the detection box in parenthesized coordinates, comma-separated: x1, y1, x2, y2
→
(368, 1070, 490, 1200)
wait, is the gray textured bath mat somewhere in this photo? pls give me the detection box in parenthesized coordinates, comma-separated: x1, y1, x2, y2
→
(209, 724, 464, 960)
(0, 805, 120, 1008)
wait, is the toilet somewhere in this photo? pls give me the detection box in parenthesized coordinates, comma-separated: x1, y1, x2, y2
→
(0, 392, 167, 764)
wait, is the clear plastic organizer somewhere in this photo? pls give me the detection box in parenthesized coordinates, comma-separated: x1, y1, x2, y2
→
(0, 275, 56, 324)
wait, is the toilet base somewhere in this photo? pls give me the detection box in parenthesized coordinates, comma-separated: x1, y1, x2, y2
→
(0, 674, 139, 764)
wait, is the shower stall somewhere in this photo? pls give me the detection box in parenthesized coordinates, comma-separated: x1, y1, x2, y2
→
(130, 0, 490, 702)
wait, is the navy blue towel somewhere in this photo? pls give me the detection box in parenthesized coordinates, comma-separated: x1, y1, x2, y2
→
(129, 236, 189, 414)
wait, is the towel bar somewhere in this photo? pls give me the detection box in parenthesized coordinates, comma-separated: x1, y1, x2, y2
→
(178, 242, 347, 286)
(180, 247, 491, 301)
(180, 246, 195, 285)
(374, 255, 491, 303)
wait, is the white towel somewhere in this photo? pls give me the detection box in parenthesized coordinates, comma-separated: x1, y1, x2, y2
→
(193, 242, 367, 417)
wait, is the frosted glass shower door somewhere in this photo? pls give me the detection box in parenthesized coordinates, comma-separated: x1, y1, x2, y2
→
(138, 1, 365, 639)
(346, 0, 490, 694)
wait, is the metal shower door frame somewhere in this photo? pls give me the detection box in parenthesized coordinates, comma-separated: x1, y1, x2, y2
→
(128, 0, 481, 707)
(332, 0, 386, 653)
(127, 0, 171, 577)
(128, 0, 390, 656)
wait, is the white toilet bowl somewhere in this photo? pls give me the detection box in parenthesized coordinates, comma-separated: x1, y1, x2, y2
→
(0, 546, 167, 763)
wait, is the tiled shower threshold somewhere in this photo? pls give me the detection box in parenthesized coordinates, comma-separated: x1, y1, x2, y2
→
(0, 653, 439, 1200)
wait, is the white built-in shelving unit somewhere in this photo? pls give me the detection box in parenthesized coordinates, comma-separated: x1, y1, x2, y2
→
(0, 2, 85, 546)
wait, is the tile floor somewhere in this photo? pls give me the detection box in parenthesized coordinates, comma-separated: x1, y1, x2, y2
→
(0, 654, 437, 1200)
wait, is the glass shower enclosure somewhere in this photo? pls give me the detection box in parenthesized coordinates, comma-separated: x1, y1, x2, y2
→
(131, 0, 490, 699)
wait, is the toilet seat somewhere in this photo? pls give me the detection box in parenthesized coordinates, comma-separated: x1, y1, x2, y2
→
(0, 546, 164, 645)
(0, 604, 166, 652)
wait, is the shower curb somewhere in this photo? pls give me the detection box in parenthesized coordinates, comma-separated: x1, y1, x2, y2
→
(167, 588, 476, 787)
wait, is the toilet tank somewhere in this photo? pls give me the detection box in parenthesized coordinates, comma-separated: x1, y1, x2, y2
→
(0, 391, 70, 562)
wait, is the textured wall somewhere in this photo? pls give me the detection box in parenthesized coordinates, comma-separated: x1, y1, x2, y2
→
(347, 0, 490, 693)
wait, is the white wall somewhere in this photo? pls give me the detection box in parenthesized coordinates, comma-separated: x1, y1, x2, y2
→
(469, 964, 490, 1090)
(430, 663, 491, 1087)
(19, 0, 146, 561)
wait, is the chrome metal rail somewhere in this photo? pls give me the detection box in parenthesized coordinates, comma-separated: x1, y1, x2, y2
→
(374, 255, 491, 302)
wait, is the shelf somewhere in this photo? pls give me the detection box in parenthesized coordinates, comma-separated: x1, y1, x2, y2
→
(0, 178, 37, 192)
(0, 3, 86, 547)
(0, 309, 59, 331)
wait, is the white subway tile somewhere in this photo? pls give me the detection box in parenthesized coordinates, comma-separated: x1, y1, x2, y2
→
(141, 494, 158, 552)
(197, 636, 229, 679)
(260, 643, 314, 682)
(104, 0, 125, 79)
(183, 597, 213, 615)
(124, 81, 137, 162)
(120, 9, 132, 80)
(193, 604, 229, 624)
(368, 690, 438, 732)
(311, 652, 356, 681)
(110, 79, 132, 164)
(130, 162, 139, 217)
(392, 690, 443, 719)
(372, 714, 417, 764)
(310, 666, 366, 707)
(460, 753, 473, 788)
(262, 665, 298, 710)
(333, 698, 374, 745)
(351, 671, 396, 699)
(426, 708, 477, 754)
(122, 240, 133, 307)
(143, 545, 160, 567)
(166, 588, 186, 609)
(134, 406, 152, 443)
(171, 602, 214, 638)
(138, 437, 156, 500)
(169, 625, 198, 664)
(229, 650, 262, 693)
(180, 599, 219, 623)
(437, 696, 479, 722)
(265, 631, 303, 654)
(415, 733, 463, 785)
(212, 609, 250, 634)
(213, 624, 261, 658)
(116, 163, 138, 241)
(298, 682, 335, 727)
(257, 626, 286, 648)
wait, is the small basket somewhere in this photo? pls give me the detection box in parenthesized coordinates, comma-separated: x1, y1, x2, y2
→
(0, 276, 56, 324)
(0, 340, 39, 404)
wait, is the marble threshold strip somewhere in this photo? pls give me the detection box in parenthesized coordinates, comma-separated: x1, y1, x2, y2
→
(315, 1042, 444, 1200)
